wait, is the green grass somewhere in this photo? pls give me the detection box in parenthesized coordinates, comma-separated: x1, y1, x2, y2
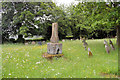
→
(0, 45, 2, 80)
(2, 38, 118, 78)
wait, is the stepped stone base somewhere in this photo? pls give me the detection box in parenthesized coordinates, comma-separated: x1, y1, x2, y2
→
(42, 52, 64, 58)
(47, 43, 62, 55)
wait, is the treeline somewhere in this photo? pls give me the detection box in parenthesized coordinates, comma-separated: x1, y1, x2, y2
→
(1, 2, 120, 43)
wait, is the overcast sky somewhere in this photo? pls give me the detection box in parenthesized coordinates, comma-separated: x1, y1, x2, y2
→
(52, 0, 120, 6)
(52, 0, 79, 6)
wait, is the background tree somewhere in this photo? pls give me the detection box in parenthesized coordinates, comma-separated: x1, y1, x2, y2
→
(1, 1, 119, 44)
(2, 2, 68, 42)
(74, 2, 119, 39)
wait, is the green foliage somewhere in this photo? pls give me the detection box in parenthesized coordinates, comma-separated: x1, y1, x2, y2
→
(2, 2, 68, 41)
(73, 2, 120, 38)
(20, 26, 29, 36)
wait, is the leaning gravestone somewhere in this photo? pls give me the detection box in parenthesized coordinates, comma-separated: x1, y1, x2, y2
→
(47, 23, 62, 54)
(104, 40, 110, 54)
(109, 40, 115, 50)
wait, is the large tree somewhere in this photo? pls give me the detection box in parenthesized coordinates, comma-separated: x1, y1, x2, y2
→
(74, 2, 120, 39)
(2, 2, 68, 42)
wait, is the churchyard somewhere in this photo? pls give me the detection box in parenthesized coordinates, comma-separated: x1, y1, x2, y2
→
(2, 38, 118, 78)
(1, 1, 120, 79)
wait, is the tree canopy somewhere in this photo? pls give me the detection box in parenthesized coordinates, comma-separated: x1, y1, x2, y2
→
(1, 1, 120, 43)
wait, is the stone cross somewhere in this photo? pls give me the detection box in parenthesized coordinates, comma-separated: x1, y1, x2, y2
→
(50, 23, 59, 43)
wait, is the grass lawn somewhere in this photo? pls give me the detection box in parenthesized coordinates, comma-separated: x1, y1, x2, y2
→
(1, 38, 118, 78)
(0, 45, 2, 79)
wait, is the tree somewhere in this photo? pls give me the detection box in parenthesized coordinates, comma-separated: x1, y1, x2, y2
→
(2, 2, 15, 42)
(74, 2, 120, 39)
(2, 2, 70, 42)
(63, 3, 82, 39)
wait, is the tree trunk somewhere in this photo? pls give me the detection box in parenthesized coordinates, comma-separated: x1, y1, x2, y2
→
(117, 26, 120, 76)
(117, 26, 120, 48)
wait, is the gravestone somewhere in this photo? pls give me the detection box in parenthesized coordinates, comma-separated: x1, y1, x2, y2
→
(38, 41, 42, 45)
(25, 42, 28, 45)
(88, 48, 93, 57)
(104, 40, 110, 54)
(47, 23, 62, 55)
(105, 44, 110, 54)
(31, 41, 36, 45)
(104, 40, 108, 45)
(109, 40, 115, 50)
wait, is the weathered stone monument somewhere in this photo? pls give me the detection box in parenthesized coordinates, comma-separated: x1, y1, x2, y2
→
(42, 23, 63, 59)
(104, 40, 110, 54)
(47, 23, 62, 54)
(50, 23, 59, 43)
(88, 48, 93, 57)
(109, 40, 115, 50)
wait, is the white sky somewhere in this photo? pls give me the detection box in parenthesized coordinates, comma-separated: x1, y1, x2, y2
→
(52, 0, 120, 6)
(52, 0, 79, 6)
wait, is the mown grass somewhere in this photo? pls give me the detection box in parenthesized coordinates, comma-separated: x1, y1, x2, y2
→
(1, 38, 118, 78)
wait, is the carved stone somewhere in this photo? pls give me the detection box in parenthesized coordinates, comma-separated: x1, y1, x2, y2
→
(50, 23, 59, 43)
(47, 23, 62, 55)
(47, 43, 62, 54)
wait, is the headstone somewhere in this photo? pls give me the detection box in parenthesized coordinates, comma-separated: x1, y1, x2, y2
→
(82, 38, 85, 43)
(25, 42, 28, 45)
(104, 40, 110, 53)
(31, 41, 36, 45)
(47, 23, 62, 55)
(104, 40, 108, 45)
(109, 40, 115, 50)
(105, 45, 110, 54)
(88, 48, 93, 57)
(38, 41, 42, 45)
